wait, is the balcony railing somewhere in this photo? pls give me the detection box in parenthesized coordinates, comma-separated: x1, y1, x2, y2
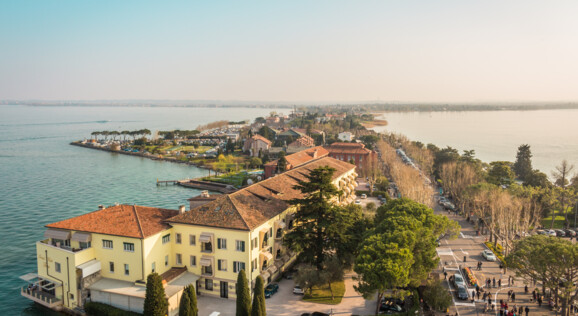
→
(21, 287, 62, 309)
(39, 239, 91, 253)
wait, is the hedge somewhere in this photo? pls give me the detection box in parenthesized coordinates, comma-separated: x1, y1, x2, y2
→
(84, 302, 142, 316)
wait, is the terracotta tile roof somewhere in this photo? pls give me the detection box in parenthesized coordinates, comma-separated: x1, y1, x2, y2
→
(167, 156, 355, 231)
(46, 205, 179, 239)
(325, 142, 373, 155)
(264, 146, 329, 169)
(288, 135, 315, 148)
(251, 135, 272, 145)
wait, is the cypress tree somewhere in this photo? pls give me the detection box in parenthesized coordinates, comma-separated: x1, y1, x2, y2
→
(179, 289, 192, 316)
(186, 284, 198, 316)
(236, 269, 251, 316)
(143, 273, 168, 316)
(251, 276, 266, 316)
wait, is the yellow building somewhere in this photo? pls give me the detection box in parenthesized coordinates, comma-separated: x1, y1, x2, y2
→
(21, 156, 357, 314)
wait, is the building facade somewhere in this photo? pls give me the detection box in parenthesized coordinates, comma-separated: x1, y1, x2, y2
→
(325, 142, 377, 170)
(21, 157, 356, 315)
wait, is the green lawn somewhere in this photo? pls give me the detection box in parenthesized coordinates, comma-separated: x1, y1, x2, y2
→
(302, 280, 345, 305)
(542, 207, 578, 229)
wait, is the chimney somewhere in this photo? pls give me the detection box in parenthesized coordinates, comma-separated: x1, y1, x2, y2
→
(179, 205, 186, 214)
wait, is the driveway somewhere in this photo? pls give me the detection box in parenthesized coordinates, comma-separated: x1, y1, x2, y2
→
(197, 272, 375, 316)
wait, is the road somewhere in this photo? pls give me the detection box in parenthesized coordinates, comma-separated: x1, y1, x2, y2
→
(433, 198, 556, 316)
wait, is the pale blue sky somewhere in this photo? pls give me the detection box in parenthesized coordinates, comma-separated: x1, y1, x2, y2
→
(1, 1, 577, 102)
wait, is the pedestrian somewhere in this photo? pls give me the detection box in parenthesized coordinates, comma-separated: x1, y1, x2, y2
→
(525, 306, 529, 316)
(472, 290, 475, 303)
(464, 255, 467, 262)
(512, 292, 516, 302)
(519, 306, 523, 315)
(477, 290, 481, 300)
(444, 270, 447, 280)
(507, 290, 512, 301)
(525, 285, 528, 293)
(480, 261, 483, 270)
(537, 296, 542, 307)
(493, 277, 496, 287)
(500, 309, 504, 316)
(532, 290, 537, 301)
(498, 279, 502, 288)
(488, 296, 492, 306)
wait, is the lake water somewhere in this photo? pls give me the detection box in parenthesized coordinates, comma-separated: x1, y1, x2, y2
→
(373, 109, 578, 175)
(0, 105, 273, 315)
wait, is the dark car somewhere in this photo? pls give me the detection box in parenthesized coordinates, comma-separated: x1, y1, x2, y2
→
(456, 285, 469, 300)
(555, 229, 566, 237)
(564, 229, 576, 237)
(264, 283, 279, 298)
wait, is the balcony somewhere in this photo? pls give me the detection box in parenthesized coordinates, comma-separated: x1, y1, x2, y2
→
(39, 239, 90, 253)
(21, 286, 62, 310)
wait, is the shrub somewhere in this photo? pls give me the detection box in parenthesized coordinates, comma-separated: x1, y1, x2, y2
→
(84, 302, 142, 316)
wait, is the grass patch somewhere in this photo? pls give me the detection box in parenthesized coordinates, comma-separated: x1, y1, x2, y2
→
(302, 280, 345, 305)
(542, 215, 567, 229)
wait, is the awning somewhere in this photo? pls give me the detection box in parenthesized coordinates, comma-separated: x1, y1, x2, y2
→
(19, 273, 38, 282)
(260, 271, 270, 280)
(71, 232, 92, 243)
(44, 229, 71, 240)
(199, 233, 212, 243)
(267, 265, 278, 274)
(261, 251, 273, 261)
(275, 220, 286, 229)
(77, 260, 101, 278)
(200, 257, 213, 267)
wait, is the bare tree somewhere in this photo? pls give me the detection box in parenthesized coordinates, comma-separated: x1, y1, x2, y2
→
(551, 160, 575, 228)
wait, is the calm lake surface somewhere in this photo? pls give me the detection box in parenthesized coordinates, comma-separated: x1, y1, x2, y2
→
(373, 109, 578, 175)
(0, 105, 273, 315)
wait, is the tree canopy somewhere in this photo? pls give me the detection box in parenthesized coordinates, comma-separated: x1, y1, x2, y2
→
(513, 144, 533, 181)
(236, 270, 251, 316)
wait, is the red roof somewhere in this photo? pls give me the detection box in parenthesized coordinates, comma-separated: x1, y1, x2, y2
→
(325, 142, 373, 155)
(46, 205, 179, 239)
(168, 156, 354, 231)
(251, 135, 272, 145)
(265, 146, 329, 169)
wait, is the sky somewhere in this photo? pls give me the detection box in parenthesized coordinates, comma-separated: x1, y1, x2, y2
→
(1, 0, 578, 103)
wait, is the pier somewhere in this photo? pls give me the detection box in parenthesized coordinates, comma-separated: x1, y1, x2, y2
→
(157, 178, 237, 194)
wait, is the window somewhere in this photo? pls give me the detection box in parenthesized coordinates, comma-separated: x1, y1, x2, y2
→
(162, 234, 170, 244)
(79, 241, 91, 249)
(233, 261, 246, 273)
(176, 233, 182, 244)
(152, 262, 156, 273)
(218, 259, 227, 271)
(217, 238, 227, 250)
(276, 228, 283, 238)
(124, 264, 130, 276)
(165, 255, 169, 266)
(236, 240, 245, 252)
(202, 265, 213, 276)
(262, 233, 268, 248)
(190, 255, 196, 266)
(189, 234, 196, 245)
(123, 242, 135, 252)
(102, 240, 113, 249)
(253, 258, 258, 271)
(55, 262, 61, 273)
(176, 254, 182, 265)
(201, 241, 213, 253)
(252, 237, 258, 249)
(205, 279, 213, 291)
(109, 262, 114, 273)
(269, 227, 273, 239)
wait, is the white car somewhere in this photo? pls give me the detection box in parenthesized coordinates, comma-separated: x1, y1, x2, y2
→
(482, 249, 497, 261)
(547, 230, 557, 237)
(293, 285, 304, 295)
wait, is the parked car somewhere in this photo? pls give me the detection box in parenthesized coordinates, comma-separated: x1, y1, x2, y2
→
(380, 298, 404, 313)
(293, 285, 304, 295)
(482, 249, 497, 261)
(438, 196, 447, 205)
(361, 194, 367, 199)
(453, 273, 466, 288)
(456, 285, 469, 300)
(564, 229, 576, 237)
(264, 283, 279, 298)
(536, 229, 546, 235)
(555, 229, 566, 237)
(547, 230, 557, 237)
(355, 200, 361, 204)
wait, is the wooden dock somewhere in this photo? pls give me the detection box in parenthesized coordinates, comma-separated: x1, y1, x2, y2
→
(156, 178, 237, 194)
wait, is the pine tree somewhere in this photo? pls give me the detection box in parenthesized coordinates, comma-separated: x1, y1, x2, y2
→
(143, 273, 168, 316)
(513, 144, 533, 181)
(251, 276, 266, 316)
(236, 270, 251, 316)
(276, 151, 287, 173)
